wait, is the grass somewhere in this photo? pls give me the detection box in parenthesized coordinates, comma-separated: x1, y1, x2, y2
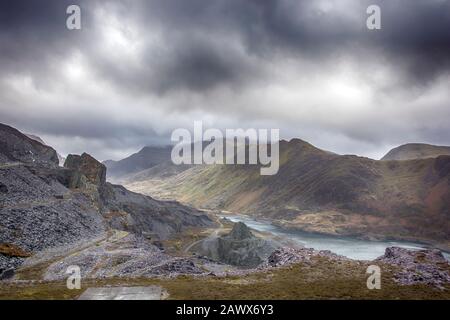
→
(1, 257, 449, 300)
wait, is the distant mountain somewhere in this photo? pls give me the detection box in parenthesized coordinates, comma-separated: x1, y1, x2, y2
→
(104, 145, 173, 179)
(124, 138, 450, 246)
(381, 143, 450, 161)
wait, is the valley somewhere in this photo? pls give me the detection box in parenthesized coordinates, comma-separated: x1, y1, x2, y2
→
(118, 139, 450, 251)
(1, 122, 450, 300)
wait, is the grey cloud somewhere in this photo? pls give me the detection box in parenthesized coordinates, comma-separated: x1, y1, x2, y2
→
(0, 0, 449, 160)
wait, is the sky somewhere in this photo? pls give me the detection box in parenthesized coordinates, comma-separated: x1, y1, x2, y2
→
(0, 0, 449, 161)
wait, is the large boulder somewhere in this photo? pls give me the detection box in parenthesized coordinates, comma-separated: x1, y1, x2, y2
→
(195, 222, 279, 268)
(64, 153, 106, 187)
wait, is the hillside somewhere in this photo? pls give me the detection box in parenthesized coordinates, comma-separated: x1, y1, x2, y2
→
(25, 133, 66, 166)
(0, 123, 59, 165)
(124, 139, 450, 246)
(0, 123, 213, 275)
(381, 143, 450, 161)
(104, 146, 173, 180)
(1, 124, 449, 297)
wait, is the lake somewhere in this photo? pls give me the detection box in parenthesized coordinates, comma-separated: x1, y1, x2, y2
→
(222, 214, 450, 261)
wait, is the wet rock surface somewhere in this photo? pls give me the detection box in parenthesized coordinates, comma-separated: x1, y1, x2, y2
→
(376, 247, 450, 287)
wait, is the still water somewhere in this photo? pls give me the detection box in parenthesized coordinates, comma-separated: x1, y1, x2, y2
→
(223, 214, 450, 261)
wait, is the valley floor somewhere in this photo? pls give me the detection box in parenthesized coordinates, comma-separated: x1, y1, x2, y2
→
(2, 224, 450, 299)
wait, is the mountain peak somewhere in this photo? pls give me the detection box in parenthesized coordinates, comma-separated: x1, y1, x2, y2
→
(228, 222, 254, 240)
(0, 122, 59, 166)
(381, 143, 450, 161)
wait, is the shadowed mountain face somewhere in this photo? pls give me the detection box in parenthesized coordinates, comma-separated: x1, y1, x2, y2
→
(25, 134, 66, 166)
(381, 143, 450, 161)
(124, 139, 450, 245)
(104, 146, 173, 180)
(0, 123, 59, 166)
(0, 123, 213, 273)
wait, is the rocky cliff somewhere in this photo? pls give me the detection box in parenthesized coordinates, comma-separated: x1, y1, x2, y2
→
(0, 123, 59, 166)
(0, 123, 213, 278)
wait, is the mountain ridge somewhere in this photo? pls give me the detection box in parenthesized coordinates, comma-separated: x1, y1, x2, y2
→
(381, 143, 450, 161)
(123, 139, 450, 246)
(104, 145, 173, 180)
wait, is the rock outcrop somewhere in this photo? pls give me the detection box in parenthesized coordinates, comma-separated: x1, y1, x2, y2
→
(0, 163, 107, 272)
(196, 222, 279, 268)
(0, 123, 58, 166)
(376, 247, 450, 288)
(25, 133, 66, 166)
(0, 123, 214, 276)
(65, 153, 107, 187)
(260, 246, 347, 269)
(100, 183, 213, 240)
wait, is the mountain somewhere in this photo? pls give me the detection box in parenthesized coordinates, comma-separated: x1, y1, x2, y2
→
(25, 133, 66, 166)
(124, 139, 450, 246)
(104, 145, 173, 180)
(105, 140, 244, 183)
(0, 123, 59, 165)
(24, 134, 45, 145)
(381, 143, 450, 161)
(0, 123, 212, 275)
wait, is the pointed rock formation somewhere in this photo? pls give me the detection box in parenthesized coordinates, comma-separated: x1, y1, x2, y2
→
(64, 153, 106, 188)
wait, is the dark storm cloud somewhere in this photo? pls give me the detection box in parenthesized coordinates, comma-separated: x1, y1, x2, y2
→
(131, 0, 450, 87)
(1, 0, 449, 93)
(0, 0, 449, 160)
